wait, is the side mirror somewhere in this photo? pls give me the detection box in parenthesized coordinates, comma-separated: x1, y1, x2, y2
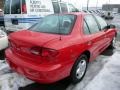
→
(104, 24, 116, 30)
(109, 24, 116, 28)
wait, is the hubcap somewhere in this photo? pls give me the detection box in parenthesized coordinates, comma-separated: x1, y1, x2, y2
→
(76, 59, 87, 79)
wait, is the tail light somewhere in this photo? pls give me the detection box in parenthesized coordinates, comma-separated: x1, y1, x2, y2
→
(22, 0, 27, 14)
(42, 48, 59, 57)
(30, 47, 59, 57)
(30, 47, 42, 55)
(22, 4, 27, 14)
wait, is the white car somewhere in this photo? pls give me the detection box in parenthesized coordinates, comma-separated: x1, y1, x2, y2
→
(0, 30, 8, 50)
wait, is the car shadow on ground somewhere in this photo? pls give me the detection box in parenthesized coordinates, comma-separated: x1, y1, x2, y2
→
(19, 77, 71, 90)
(0, 49, 5, 60)
(101, 47, 114, 56)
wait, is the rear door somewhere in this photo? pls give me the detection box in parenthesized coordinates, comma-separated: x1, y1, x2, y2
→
(83, 15, 106, 59)
(94, 15, 111, 49)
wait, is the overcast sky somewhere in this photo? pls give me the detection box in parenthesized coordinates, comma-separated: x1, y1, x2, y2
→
(64, 0, 120, 8)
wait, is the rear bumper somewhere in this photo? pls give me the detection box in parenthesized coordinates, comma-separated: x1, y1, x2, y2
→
(0, 36, 8, 50)
(5, 49, 71, 84)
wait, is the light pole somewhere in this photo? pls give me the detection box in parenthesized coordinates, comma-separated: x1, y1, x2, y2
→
(87, 0, 89, 10)
(109, 0, 110, 4)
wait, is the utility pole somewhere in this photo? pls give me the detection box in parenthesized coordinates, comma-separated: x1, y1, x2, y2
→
(108, 0, 111, 11)
(96, 0, 98, 10)
(87, 0, 89, 10)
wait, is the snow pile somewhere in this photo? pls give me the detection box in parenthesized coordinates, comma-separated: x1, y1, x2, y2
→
(0, 60, 34, 90)
(83, 52, 120, 90)
(115, 40, 120, 50)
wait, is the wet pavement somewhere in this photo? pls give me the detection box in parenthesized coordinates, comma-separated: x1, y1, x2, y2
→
(19, 78, 71, 90)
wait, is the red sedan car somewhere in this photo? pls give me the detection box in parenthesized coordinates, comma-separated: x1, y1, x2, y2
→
(5, 12, 117, 84)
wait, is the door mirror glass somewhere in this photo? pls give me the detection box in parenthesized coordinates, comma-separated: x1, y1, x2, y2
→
(104, 24, 116, 29)
(109, 24, 116, 28)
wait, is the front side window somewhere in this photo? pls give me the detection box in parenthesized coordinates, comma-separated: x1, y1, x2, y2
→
(94, 15, 107, 30)
(4, 0, 10, 14)
(84, 15, 99, 34)
(29, 14, 76, 35)
(11, 0, 21, 14)
(52, 2, 60, 13)
(60, 3, 68, 13)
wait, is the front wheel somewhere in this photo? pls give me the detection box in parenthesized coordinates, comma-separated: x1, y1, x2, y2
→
(70, 54, 88, 84)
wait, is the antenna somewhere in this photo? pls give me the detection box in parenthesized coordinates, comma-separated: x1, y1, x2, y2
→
(57, 14, 62, 41)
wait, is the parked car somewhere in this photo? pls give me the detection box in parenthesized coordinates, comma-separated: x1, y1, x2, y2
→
(82, 10, 90, 13)
(102, 11, 114, 19)
(5, 12, 117, 84)
(0, 30, 8, 51)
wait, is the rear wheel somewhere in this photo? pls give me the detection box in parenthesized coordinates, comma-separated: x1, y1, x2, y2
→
(70, 54, 88, 84)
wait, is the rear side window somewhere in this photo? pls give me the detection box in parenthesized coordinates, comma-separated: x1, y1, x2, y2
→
(60, 3, 68, 13)
(84, 21, 90, 34)
(4, 0, 10, 14)
(11, 0, 21, 14)
(52, 2, 60, 13)
(84, 15, 100, 34)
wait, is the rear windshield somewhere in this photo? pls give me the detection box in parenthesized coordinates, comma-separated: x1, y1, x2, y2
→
(11, 0, 21, 14)
(4, 0, 10, 14)
(29, 14, 76, 35)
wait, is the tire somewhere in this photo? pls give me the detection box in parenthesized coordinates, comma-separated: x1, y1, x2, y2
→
(70, 54, 88, 84)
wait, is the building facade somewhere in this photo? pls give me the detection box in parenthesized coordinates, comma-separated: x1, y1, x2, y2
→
(102, 4, 120, 13)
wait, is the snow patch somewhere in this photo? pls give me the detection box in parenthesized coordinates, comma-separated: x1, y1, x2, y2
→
(0, 60, 34, 90)
(83, 52, 120, 90)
